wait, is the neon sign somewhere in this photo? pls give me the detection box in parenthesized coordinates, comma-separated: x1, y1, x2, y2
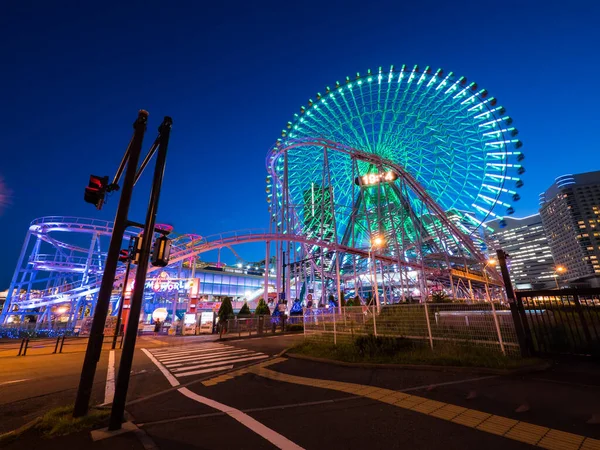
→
(354, 171, 399, 186)
(130, 272, 196, 293)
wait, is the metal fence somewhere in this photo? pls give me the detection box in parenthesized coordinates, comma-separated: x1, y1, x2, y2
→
(303, 303, 520, 356)
(516, 289, 600, 357)
(225, 315, 302, 338)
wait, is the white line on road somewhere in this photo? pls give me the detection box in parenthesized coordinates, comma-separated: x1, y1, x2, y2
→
(141, 348, 180, 387)
(161, 349, 253, 365)
(103, 350, 115, 405)
(0, 379, 30, 387)
(178, 387, 305, 450)
(157, 346, 246, 359)
(150, 345, 225, 356)
(171, 355, 269, 373)
(174, 365, 234, 378)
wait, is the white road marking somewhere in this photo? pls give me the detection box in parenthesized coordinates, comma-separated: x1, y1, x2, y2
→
(161, 349, 253, 365)
(0, 379, 29, 387)
(171, 355, 269, 373)
(161, 353, 256, 370)
(141, 348, 179, 387)
(157, 346, 247, 360)
(151, 345, 225, 355)
(178, 387, 305, 449)
(175, 365, 235, 378)
(103, 350, 115, 405)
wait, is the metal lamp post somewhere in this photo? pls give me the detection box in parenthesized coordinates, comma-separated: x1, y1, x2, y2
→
(369, 237, 383, 312)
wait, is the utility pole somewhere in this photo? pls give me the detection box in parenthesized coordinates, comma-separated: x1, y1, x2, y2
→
(109, 117, 172, 430)
(73, 111, 148, 418)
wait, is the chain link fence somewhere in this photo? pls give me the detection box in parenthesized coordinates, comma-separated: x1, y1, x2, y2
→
(303, 303, 520, 356)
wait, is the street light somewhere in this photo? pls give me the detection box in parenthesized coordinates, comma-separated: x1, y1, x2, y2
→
(369, 236, 384, 312)
(554, 266, 566, 289)
(483, 258, 497, 302)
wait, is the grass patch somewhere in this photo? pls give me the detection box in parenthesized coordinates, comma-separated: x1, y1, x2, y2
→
(290, 337, 543, 370)
(0, 405, 110, 443)
(37, 405, 109, 438)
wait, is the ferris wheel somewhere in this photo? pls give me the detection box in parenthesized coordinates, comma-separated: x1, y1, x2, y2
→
(273, 65, 524, 232)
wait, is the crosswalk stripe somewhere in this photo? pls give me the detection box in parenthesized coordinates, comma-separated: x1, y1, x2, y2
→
(167, 356, 267, 373)
(170, 355, 269, 372)
(151, 343, 225, 352)
(174, 365, 235, 378)
(150, 345, 225, 357)
(163, 350, 254, 366)
(163, 352, 258, 368)
(159, 349, 252, 364)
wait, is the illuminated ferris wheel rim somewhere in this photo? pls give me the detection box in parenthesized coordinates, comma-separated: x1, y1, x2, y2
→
(269, 64, 524, 228)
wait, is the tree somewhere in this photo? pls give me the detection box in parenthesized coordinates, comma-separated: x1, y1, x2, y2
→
(238, 302, 251, 316)
(218, 297, 234, 338)
(254, 299, 271, 316)
(328, 294, 337, 307)
(289, 299, 303, 316)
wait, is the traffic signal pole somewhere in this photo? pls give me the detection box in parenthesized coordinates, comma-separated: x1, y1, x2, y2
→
(112, 257, 132, 350)
(73, 111, 149, 418)
(109, 117, 172, 430)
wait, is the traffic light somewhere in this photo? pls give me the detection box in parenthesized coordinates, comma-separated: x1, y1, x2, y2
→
(118, 249, 129, 263)
(151, 235, 171, 267)
(131, 236, 142, 265)
(84, 175, 109, 210)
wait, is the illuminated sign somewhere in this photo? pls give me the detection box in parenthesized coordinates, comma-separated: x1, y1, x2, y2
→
(354, 171, 399, 186)
(130, 272, 196, 293)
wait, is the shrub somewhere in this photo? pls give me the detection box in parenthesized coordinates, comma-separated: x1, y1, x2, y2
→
(354, 335, 414, 357)
(254, 299, 271, 316)
(238, 302, 251, 316)
(218, 297, 234, 322)
(287, 324, 304, 332)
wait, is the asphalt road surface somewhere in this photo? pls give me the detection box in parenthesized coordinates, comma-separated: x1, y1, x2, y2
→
(2, 333, 599, 449)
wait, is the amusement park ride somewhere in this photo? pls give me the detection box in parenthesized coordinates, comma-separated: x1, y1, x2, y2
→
(1, 64, 525, 325)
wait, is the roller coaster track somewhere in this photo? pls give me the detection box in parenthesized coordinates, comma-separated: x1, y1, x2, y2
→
(13, 216, 502, 310)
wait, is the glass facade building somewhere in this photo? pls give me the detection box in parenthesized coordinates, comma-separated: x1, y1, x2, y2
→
(486, 214, 556, 289)
(539, 171, 600, 285)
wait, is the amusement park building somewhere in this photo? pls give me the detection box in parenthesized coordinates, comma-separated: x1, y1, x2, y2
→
(0, 216, 276, 326)
(539, 171, 600, 286)
(486, 215, 556, 290)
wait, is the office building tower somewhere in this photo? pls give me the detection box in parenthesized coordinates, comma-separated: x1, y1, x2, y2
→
(539, 171, 600, 286)
(487, 215, 556, 289)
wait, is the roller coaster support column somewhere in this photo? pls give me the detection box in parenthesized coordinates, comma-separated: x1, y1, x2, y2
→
(74, 111, 148, 418)
(264, 241, 270, 305)
(110, 117, 172, 430)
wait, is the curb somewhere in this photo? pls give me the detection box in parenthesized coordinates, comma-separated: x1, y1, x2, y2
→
(218, 331, 303, 342)
(283, 352, 552, 375)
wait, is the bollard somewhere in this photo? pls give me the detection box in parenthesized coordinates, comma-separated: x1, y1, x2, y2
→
(22, 338, 30, 356)
(59, 336, 66, 353)
(17, 338, 25, 356)
(53, 336, 61, 354)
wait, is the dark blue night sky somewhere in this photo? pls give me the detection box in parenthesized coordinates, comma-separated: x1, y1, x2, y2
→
(1, 0, 599, 288)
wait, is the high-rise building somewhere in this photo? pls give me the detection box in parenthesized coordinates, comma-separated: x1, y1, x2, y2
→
(486, 215, 556, 289)
(539, 171, 600, 286)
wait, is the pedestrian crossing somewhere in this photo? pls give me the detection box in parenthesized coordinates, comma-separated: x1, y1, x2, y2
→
(147, 343, 269, 379)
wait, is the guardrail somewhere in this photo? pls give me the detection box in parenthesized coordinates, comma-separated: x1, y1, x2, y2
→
(0, 334, 125, 357)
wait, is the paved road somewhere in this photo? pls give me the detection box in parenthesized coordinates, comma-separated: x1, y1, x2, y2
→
(2, 333, 600, 449)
